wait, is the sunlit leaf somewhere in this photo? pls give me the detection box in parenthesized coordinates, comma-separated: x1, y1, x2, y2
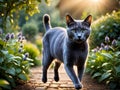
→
(1, 50, 8, 55)
(0, 79, 9, 85)
(99, 72, 111, 82)
(26, 58, 33, 61)
(102, 63, 108, 67)
(92, 72, 101, 79)
(101, 53, 113, 59)
(0, 79, 10, 89)
(115, 51, 120, 56)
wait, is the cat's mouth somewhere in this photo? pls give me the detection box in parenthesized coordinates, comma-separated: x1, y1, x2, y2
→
(74, 39, 86, 44)
(69, 37, 86, 44)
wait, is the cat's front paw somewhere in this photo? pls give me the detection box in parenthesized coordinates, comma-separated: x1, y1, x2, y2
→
(42, 76, 47, 83)
(54, 76, 59, 82)
(75, 83, 83, 90)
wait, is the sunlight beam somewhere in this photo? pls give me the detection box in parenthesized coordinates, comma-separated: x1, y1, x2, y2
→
(92, 0, 99, 2)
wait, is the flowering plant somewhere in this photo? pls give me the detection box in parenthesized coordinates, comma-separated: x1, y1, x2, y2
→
(0, 30, 33, 89)
(86, 36, 120, 89)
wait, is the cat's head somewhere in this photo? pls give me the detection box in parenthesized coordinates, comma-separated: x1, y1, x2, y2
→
(66, 14, 92, 44)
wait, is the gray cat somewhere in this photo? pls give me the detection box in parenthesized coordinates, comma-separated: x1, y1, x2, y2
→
(42, 14, 92, 89)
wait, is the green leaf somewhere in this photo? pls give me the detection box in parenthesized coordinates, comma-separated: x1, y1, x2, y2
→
(22, 61, 28, 65)
(115, 51, 120, 56)
(16, 68, 21, 74)
(92, 72, 101, 79)
(101, 53, 113, 59)
(5, 75, 16, 87)
(0, 39, 5, 46)
(18, 73, 28, 81)
(26, 58, 33, 61)
(115, 65, 120, 73)
(12, 56, 22, 60)
(6, 67, 15, 76)
(99, 72, 111, 82)
(0, 58, 3, 63)
(109, 82, 117, 89)
(0, 79, 9, 86)
(0, 79, 11, 89)
(102, 63, 108, 67)
(1, 50, 8, 55)
(85, 68, 91, 73)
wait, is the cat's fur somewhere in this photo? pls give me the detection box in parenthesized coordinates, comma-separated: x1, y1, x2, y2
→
(42, 14, 92, 89)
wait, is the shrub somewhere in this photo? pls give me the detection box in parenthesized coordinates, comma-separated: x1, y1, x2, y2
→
(22, 22, 38, 42)
(0, 32, 33, 89)
(90, 10, 120, 49)
(86, 36, 120, 89)
(35, 36, 42, 54)
(24, 42, 41, 66)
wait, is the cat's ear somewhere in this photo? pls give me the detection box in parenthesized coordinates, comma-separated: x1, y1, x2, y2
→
(83, 15, 92, 26)
(66, 14, 74, 26)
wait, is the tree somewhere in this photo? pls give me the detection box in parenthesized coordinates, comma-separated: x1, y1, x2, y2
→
(0, 0, 50, 32)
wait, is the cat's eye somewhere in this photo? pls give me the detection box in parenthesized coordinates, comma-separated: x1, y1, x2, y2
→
(72, 29, 76, 33)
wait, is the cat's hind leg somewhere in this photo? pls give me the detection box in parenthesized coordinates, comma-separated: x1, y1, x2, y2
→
(42, 41, 53, 83)
(54, 61, 61, 82)
(42, 52, 53, 83)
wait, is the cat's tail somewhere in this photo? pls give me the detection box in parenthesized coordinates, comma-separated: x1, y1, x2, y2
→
(43, 14, 52, 31)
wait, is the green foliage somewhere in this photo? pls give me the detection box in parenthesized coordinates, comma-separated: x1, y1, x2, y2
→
(0, 32, 33, 89)
(0, 0, 41, 31)
(35, 36, 43, 54)
(24, 42, 41, 66)
(22, 22, 38, 42)
(90, 10, 120, 49)
(24, 0, 65, 34)
(87, 36, 120, 89)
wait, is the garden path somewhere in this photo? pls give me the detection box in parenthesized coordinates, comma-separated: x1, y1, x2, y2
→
(14, 64, 109, 90)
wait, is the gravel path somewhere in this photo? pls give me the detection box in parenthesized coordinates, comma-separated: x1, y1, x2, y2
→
(14, 65, 109, 90)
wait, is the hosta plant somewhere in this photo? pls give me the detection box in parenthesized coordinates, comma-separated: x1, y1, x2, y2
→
(0, 31, 33, 90)
(86, 36, 120, 90)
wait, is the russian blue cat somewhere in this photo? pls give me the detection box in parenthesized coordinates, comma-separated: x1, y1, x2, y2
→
(42, 14, 92, 89)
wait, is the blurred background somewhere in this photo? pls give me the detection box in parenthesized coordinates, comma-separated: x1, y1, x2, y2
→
(0, 0, 120, 33)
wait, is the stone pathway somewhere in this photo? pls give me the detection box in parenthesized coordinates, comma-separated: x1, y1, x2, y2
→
(14, 65, 109, 90)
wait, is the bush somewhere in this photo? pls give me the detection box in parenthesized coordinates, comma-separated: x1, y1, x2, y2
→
(0, 32, 33, 89)
(90, 10, 120, 49)
(35, 36, 42, 54)
(22, 22, 38, 42)
(86, 36, 120, 90)
(24, 42, 41, 66)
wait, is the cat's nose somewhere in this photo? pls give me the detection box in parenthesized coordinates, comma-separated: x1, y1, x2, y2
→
(78, 36, 81, 39)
